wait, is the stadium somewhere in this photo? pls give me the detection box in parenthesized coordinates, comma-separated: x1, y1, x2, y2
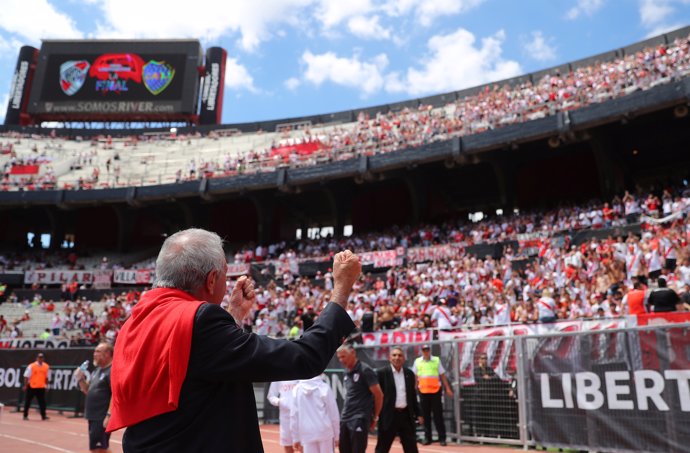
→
(1, 18, 690, 453)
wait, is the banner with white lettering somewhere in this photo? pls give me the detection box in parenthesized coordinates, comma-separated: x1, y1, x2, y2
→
(407, 244, 462, 263)
(0, 338, 71, 349)
(359, 250, 401, 268)
(113, 269, 154, 285)
(226, 263, 251, 277)
(0, 348, 92, 409)
(360, 329, 433, 360)
(439, 318, 631, 385)
(526, 324, 690, 452)
(24, 270, 112, 285)
(93, 270, 112, 289)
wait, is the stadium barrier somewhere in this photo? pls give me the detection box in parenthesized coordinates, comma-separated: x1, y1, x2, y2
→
(0, 348, 92, 412)
(2, 322, 689, 452)
(348, 321, 690, 452)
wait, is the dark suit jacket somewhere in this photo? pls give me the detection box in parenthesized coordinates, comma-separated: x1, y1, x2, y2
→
(122, 302, 354, 453)
(376, 365, 422, 431)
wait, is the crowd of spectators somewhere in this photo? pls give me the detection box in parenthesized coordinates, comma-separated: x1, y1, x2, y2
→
(2, 34, 690, 192)
(174, 34, 690, 181)
(0, 290, 139, 345)
(1, 185, 689, 343)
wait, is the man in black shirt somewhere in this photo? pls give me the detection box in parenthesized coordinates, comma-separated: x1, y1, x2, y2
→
(76, 342, 113, 453)
(337, 343, 384, 453)
(680, 283, 690, 310)
(648, 277, 680, 312)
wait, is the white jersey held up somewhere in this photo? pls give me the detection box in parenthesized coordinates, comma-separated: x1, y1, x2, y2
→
(290, 376, 340, 446)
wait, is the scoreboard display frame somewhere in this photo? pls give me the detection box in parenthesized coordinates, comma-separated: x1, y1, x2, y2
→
(26, 40, 202, 122)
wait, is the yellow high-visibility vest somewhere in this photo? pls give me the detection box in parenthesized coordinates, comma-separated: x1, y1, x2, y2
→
(414, 356, 441, 394)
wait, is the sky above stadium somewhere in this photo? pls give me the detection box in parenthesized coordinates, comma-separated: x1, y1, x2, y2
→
(0, 0, 689, 125)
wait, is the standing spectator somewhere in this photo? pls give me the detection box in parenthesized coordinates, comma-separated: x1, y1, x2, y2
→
(647, 277, 680, 312)
(623, 281, 647, 315)
(23, 352, 50, 420)
(472, 353, 498, 437)
(536, 289, 557, 323)
(431, 299, 457, 330)
(76, 342, 113, 453)
(336, 343, 384, 453)
(51, 313, 63, 336)
(267, 380, 299, 453)
(413, 345, 453, 446)
(290, 375, 340, 453)
(301, 305, 316, 331)
(375, 347, 423, 453)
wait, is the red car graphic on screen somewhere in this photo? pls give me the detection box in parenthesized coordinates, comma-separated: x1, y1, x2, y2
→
(89, 53, 145, 82)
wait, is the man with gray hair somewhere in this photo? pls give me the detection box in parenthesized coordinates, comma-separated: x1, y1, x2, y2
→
(106, 228, 361, 453)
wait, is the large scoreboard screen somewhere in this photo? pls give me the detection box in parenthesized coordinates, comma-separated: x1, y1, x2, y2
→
(27, 40, 202, 121)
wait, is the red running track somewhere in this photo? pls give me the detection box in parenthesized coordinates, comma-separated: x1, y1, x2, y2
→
(0, 408, 518, 453)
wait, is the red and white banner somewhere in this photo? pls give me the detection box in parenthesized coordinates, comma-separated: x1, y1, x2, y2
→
(92, 270, 112, 289)
(24, 270, 112, 285)
(359, 250, 401, 268)
(226, 263, 251, 277)
(361, 329, 434, 360)
(440, 318, 634, 385)
(113, 269, 154, 285)
(407, 244, 461, 263)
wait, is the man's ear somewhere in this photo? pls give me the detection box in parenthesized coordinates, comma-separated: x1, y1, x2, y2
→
(205, 269, 217, 294)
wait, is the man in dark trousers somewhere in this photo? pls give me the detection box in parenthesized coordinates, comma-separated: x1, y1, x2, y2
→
(413, 344, 453, 446)
(337, 343, 384, 453)
(106, 228, 361, 453)
(472, 353, 497, 437)
(76, 342, 113, 453)
(23, 352, 50, 420)
(375, 347, 423, 453)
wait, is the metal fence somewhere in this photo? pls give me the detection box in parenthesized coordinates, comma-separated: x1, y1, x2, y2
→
(267, 323, 689, 453)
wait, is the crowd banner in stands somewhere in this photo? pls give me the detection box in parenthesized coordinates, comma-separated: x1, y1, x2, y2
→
(0, 348, 92, 407)
(439, 318, 632, 385)
(359, 250, 401, 268)
(226, 263, 251, 277)
(199, 46, 227, 125)
(3, 45, 39, 126)
(359, 329, 434, 360)
(641, 209, 687, 224)
(0, 338, 71, 349)
(113, 269, 154, 285)
(525, 322, 690, 453)
(93, 271, 112, 289)
(407, 244, 462, 263)
(24, 269, 113, 285)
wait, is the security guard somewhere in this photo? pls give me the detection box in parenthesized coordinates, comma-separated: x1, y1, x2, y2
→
(412, 345, 453, 446)
(23, 352, 51, 420)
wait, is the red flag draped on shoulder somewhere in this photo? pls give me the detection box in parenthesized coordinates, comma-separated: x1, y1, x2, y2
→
(106, 288, 204, 432)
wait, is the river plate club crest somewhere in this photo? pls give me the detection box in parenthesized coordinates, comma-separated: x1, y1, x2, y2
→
(60, 60, 90, 96)
(143, 60, 175, 95)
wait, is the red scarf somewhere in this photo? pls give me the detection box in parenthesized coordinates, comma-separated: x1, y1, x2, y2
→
(106, 288, 204, 432)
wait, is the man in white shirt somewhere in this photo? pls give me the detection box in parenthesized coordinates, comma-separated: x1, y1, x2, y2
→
(268, 380, 299, 453)
(536, 289, 557, 323)
(431, 300, 456, 330)
(375, 347, 422, 453)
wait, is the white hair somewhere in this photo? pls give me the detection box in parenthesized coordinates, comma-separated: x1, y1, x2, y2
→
(154, 228, 226, 294)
